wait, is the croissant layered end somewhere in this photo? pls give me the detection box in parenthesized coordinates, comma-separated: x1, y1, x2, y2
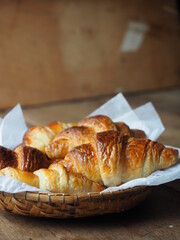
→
(159, 147, 178, 169)
(34, 169, 61, 192)
(46, 121, 75, 135)
(131, 129, 147, 139)
(15, 145, 52, 172)
(23, 126, 54, 153)
(45, 139, 72, 159)
(79, 115, 117, 132)
(46, 126, 95, 159)
(35, 163, 104, 193)
(68, 172, 105, 194)
(48, 162, 69, 192)
(64, 144, 103, 185)
(0, 146, 18, 170)
(0, 167, 39, 188)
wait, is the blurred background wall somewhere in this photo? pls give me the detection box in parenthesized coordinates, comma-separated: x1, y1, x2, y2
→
(0, 0, 180, 109)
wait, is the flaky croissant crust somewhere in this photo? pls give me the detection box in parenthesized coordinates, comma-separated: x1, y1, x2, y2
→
(62, 131, 178, 187)
(0, 115, 178, 193)
(45, 115, 147, 160)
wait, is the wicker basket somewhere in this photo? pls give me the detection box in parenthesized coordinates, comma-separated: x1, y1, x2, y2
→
(0, 186, 151, 218)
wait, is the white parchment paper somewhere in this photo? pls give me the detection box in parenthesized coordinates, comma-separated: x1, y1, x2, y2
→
(0, 104, 28, 149)
(0, 94, 179, 194)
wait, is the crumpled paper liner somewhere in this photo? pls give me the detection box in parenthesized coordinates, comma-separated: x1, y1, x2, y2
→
(0, 94, 179, 194)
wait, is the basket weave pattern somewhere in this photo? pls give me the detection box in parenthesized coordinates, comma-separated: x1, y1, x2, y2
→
(0, 186, 151, 218)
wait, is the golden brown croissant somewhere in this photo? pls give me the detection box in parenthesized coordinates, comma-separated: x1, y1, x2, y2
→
(0, 145, 51, 172)
(79, 115, 146, 138)
(0, 128, 178, 193)
(23, 121, 75, 153)
(1, 114, 177, 195)
(115, 122, 146, 138)
(24, 115, 116, 157)
(78, 115, 117, 132)
(0, 146, 17, 169)
(45, 115, 147, 159)
(61, 131, 178, 187)
(35, 162, 105, 193)
(0, 167, 39, 188)
(45, 126, 95, 159)
(0, 165, 105, 193)
(14, 145, 52, 172)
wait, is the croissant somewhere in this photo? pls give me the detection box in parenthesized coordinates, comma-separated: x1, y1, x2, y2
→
(0, 165, 105, 193)
(0, 146, 17, 169)
(23, 121, 75, 153)
(45, 126, 95, 159)
(115, 122, 146, 139)
(0, 131, 178, 193)
(0, 114, 177, 194)
(61, 131, 178, 187)
(0, 167, 39, 188)
(79, 115, 146, 138)
(45, 115, 146, 159)
(0, 145, 51, 172)
(14, 145, 52, 172)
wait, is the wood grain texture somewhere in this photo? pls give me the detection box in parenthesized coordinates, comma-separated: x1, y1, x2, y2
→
(0, 0, 180, 108)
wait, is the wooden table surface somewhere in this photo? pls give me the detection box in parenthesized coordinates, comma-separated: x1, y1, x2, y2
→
(0, 87, 180, 240)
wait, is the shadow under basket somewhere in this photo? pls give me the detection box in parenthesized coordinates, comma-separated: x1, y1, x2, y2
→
(0, 186, 151, 218)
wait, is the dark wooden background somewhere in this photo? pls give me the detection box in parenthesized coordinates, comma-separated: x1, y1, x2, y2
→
(0, 0, 179, 109)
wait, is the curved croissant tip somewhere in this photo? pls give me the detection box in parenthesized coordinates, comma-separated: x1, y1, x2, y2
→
(160, 147, 178, 168)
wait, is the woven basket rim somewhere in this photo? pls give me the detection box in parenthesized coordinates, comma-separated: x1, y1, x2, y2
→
(0, 185, 150, 204)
